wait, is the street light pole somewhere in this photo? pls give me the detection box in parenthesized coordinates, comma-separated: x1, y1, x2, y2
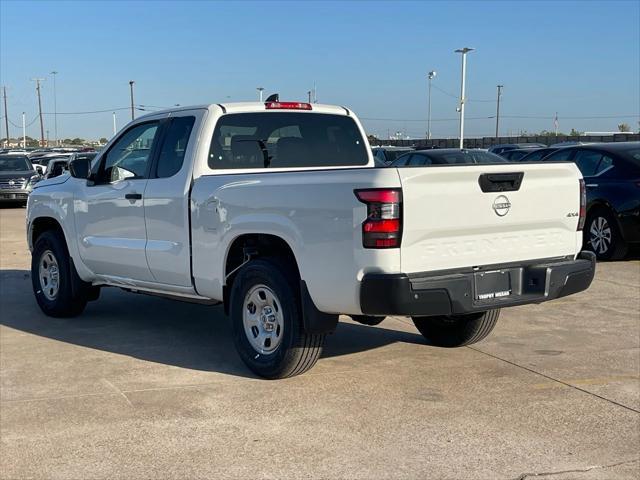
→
(257, 87, 264, 102)
(455, 47, 474, 149)
(129, 81, 135, 121)
(22, 112, 26, 148)
(112, 112, 117, 136)
(2, 86, 9, 147)
(50, 71, 58, 145)
(427, 71, 436, 140)
(495, 84, 503, 138)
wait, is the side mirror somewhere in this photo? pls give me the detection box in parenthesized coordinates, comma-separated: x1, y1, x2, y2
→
(69, 158, 91, 179)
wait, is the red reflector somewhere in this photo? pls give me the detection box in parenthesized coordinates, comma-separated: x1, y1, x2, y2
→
(355, 189, 401, 203)
(374, 238, 398, 248)
(265, 102, 312, 110)
(363, 219, 400, 233)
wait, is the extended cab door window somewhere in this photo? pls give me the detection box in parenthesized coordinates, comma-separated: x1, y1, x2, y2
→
(154, 116, 196, 178)
(96, 122, 160, 183)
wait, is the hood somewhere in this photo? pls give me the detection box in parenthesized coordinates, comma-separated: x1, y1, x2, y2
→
(33, 173, 71, 189)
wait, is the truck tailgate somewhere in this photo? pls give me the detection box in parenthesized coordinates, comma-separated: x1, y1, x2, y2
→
(398, 163, 583, 274)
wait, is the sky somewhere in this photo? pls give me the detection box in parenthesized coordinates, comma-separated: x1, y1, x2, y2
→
(1, 0, 639, 141)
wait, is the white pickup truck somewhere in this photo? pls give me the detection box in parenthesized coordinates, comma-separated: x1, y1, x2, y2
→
(27, 100, 595, 378)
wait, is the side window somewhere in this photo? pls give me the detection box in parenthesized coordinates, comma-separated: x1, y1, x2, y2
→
(155, 116, 195, 178)
(544, 149, 573, 162)
(394, 154, 411, 166)
(573, 150, 602, 177)
(408, 154, 428, 166)
(99, 122, 159, 183)
(595, 155, 614, 175)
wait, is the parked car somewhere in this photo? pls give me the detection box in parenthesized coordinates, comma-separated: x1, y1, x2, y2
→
(31, 153, 72, 174)
(372, 146, 414, 166)
(391, 148, 507, 166)
(488, 143, 546, 155)
(0, 154, 41, 205)
(27, 101, 594, 378)
(43, 158, 70, 179)
(518, 147, 563, 162)
(540, 142, 640, 260)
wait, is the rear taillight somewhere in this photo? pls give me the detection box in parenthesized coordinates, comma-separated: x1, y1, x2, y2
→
(355, 189, 402, 248)
(265, 101, 312, 110)
(578, 179, 586, 231)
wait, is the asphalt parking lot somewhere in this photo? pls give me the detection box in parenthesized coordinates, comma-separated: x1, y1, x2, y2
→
(1, 206, 639, 480)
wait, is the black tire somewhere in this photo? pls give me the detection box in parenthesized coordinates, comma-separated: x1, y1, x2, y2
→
(230, 258, 325, 379)
(31, 230, 90, 317)
(350, 315, 386, 326)
(584, 208, 628, 261)
(412, 309, 500, 348)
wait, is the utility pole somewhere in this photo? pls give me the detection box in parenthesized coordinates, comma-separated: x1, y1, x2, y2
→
(257, 87, 264, 102)
(427, 71, 436, 140)
(50, 71, 58, 145)
(307, 90, 312, 103)
(31, 78, 46, 147)
(113, 112, 117, 136)
(495, 84, 503, 138)
(46, 129, 50, 147)
(455, 48, 474, 149)
(129, 81, 135, 121)
(2, 86, 9, 147)
(22, 112, 26, 148)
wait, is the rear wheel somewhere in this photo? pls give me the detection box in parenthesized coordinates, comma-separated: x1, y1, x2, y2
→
(31, 230, 92, 317)
(230, 258, 325, 379)
(585, 208, 627, 260)
(412, 310, 500, 347)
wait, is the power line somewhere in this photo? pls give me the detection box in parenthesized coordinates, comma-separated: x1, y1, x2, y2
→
(41, 107, 131, 115)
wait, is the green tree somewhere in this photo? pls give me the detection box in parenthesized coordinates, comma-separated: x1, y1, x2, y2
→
(70, 138, 84, 145)
(569, 128, 583, 136)
(99, 137, 108, 144)
(617, 123, 631, 132)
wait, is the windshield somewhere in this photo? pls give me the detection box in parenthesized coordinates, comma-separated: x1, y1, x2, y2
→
(209, 112, 369, 169)
(0, 155, 33, 172)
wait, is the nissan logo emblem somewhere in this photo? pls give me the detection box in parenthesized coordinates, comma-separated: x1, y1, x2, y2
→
(492, 195, 511, 216)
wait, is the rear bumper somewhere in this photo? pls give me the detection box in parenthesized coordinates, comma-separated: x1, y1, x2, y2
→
(360, 251, 596, 316)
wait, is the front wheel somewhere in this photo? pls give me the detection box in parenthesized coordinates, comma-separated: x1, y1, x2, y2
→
(230, 258, 325, 379)
(412, 310, 500, 348)
(31, 230, 91, 317)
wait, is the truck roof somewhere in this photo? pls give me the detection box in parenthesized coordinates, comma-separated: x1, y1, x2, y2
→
(138, 102, 350, 119)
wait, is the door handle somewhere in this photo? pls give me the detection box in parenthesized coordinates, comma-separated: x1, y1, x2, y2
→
(125, 193, 142, 200)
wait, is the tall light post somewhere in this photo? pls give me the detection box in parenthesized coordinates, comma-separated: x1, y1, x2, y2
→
(257, 87, 264, 102)
(495, 84, 503, 139)
(455, 47, 474, 149)
(112, 112, 117, 136)
(22, 112, 26, 148)
(427, 71, 436, 140)
(129, 81, 135, 121)
(50, 71, 58, 145)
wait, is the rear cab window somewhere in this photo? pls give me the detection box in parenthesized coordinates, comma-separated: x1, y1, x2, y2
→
(208, 112, 368, 170)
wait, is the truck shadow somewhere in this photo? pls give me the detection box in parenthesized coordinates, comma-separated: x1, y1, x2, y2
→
(0, 270, 425, 379)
